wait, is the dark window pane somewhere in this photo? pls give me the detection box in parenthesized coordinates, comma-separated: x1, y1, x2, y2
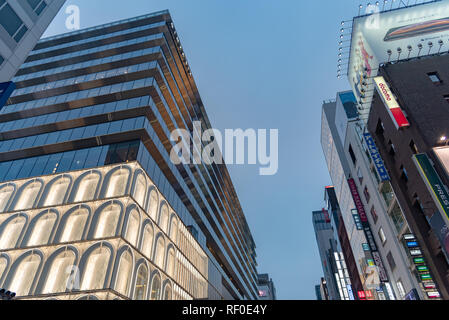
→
(35, 1, 46, 15)
(13, 25, 27, 42)
(85, 147, 102, 168)
(43, 153, 62, 175)
(57, 151, 76, 173)
(71, 149, 88, 170)
(26, 0, 40, 9)
(30, 156, 49, 177)
(0, 4, 23, 37)
(0, 161, 12, 181)
(4, 160, 24, 181)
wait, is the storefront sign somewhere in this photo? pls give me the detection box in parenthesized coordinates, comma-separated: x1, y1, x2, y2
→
(364, 133, 390, 181)
(348, 178, 368, 223)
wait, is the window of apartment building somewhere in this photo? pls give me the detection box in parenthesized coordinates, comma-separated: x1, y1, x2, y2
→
(364, 186, 371, 203)
(427, 72, 442, 84)
(357, 167, 364, 184)
(376, 119, 385, 135)
(400, 165, 409, 183)
(379, 227, 387, 245)
(386, 251, 396, 271)
(370, 206, 378, 224)
(0, 1, 28, 42)
(409, 140, 419, 154)
(25, 0, 47, 15)
(349, 144, 357, 166)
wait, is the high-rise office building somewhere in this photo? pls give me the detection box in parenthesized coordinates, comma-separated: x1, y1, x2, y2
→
(256, 274, 276, 300)
(0, 10, 259, 300)
(0, 0, 66, 82)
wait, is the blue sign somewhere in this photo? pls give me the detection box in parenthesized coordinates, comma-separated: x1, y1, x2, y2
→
(0, 82, 15, 110)
(364, 133, 390, 181)
(407, 241, 419, 248)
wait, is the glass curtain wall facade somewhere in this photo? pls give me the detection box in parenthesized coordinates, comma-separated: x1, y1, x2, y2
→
(0, 10, 258, 300)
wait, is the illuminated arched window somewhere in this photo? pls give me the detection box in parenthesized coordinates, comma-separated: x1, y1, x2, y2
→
(115, 250, 133, 297)
(94, 204, 121, 238)
(124, 209, 140, 248)
(106, 169, 129, 198)
(133, 264, 148, 300)
(74, 173, 100, 203)
(159, 205, 169, 233)
(163, 283, 172, 300)
(132, 174, 147, 208)
(0, 216, 26, 249)
(169, 215, 178, 241)
(141, 223, 154, 260)
(80, 247, 111, 291)
(147, 189, 158, 221)
(0, 185, 14, 213)
(165, 247, 175, 277)
(150, 273, 161, 300)
(44, 177, 71, 207)
(8, 253, 41, 297)
(60, 208, 89, 243)
(14, 181, 42, 211)
(42, 250, 76, 294)
(27, 211, 58, 247)
(154, 236, 165, 268)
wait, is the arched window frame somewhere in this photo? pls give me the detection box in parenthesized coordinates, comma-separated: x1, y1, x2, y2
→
(54, 205, 92, 243)
(21, 209, 59, 247)
(165, 245, 176, 277)
(131, 260, 150, 300)
(158, 202, 169, 234)
(78, 242, 114, 291)
(145, 187, 159, 222)
(69, 170, 102, 204)
(162, 280, 173, 300)
(3, 250, 44, 297)
(35, 246, 79, 295)
(139, 220, 154, 261)
(153, 234, 165, 268)
(87, 200, 125, 240)
(0, 183, 16, 213)
(111, 246, 135, 298)
(131, 170, 147, 208)
(0, 253, 11, 288)
(0, 213, 29, 250)
(12, 179, 44, 211)
(121, 205, 141, 248)
(149, 270, 162, 301)
(39, 175, 72, 208)
(100, 166, 132, 199)
(168, 214, 178, 242)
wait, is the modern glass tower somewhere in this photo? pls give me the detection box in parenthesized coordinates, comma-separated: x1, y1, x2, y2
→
(0, 10, 258, 300)
(0, 0, 66, 82)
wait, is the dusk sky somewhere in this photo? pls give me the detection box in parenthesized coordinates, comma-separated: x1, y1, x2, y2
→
(43, 0, 365, 299)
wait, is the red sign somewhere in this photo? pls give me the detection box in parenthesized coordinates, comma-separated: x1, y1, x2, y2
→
(348, 179, 368, 223)
(358, 291, 366, 300)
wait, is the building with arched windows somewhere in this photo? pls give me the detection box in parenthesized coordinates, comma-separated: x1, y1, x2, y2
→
(0, 10, 259, 300)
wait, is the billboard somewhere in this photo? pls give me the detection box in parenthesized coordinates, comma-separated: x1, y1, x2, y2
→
(348, 1, 449, 107)
(364, 133, 390, 181)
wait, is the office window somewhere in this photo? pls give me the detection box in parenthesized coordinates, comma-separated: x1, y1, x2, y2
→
(379, 227, 387, 245)
(387, 252, 396, 271)
(26, 0, 47, 15)
(428, 72, 442, 84)
(0, 2, 28, 42)
(348, 145, 357, 166)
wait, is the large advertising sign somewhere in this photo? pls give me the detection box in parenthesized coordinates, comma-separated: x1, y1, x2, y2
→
(372, 251, 388, 282)
(364, 133, 390, 181)
(413, 153, 449, 222)
(373, 76, 410, 130)
(348, 1, 449, 108)
(434, 147, 449, 176)
(0, 82, 15, 110)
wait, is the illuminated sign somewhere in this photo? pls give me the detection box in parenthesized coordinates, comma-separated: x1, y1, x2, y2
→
(0, 82, 15, 110)
(258, 290, 267, 297)
(427, 291, 441, 299)
(352, 211, 363, 230)
(364, 133, 390, 181)
(364, 227, 378, 252)
(407, 241, 419, 248)
(358, 291, 366, 300)
(384, 282, 396, 300)
(421, 274, 432, 281)
(404, 234, 416, 240)
(413, 153, 449, 222)
(348, 178, 368, 223)
(367, 259, 375, 267)
(414, 257, 425, 264)
(417, 265, 429, 273)
(362, 243, 371, 251)
(374, 76, 410, 130)
(423, 282, 436, 290)
(410, 249, 423, 256)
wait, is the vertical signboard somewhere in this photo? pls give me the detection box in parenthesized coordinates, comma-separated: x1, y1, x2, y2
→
(363, 133, 390, 181)
(0, 82, 15, 110)
(372, 251, 388, 282)
(348, 178, 368, 223)
(374, 76, 410, 130)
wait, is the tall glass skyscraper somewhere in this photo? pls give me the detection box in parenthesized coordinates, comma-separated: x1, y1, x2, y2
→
(0, 10, 258, 300)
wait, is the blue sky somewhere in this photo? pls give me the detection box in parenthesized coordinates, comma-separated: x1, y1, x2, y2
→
(44, 0, 364, 300)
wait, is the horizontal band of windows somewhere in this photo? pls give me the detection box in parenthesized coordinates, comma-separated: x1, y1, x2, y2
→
(0, 95, 154, 132)
(12, 60, 159, 97)
(14, 46, 162, 83)
(0, 115, 148, 154)
(6, 74, 157, 110)
(0, 106, 151, 141)
(20, 33, 164, 70)
(27, 22, 166, 63)
(34, 13, 168, 52)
